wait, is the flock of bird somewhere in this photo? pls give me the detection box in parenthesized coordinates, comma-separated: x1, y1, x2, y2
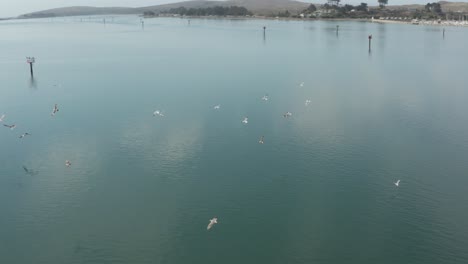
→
(149, 82, 402, 230)
(1, 104, 73, 169)
(1, 115, 19, 133)
(1, 103, 59, 135)
(2, 83, 403, 231)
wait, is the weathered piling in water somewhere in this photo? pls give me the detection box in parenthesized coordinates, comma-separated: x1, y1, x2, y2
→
(336, 25, 339, 34)
(26, 57, 35, 77)
(368, 35, 372, 52)
(443, 28, 445, 39)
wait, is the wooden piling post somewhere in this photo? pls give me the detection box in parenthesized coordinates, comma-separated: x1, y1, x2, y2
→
(368, 35, 372, 52)
(336, 25, 339, 34)
(26, 57, 35, 77)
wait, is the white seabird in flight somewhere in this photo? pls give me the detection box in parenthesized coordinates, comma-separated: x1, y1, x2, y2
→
(207, 217, 218, 230)
(19, 133, 31, 139)
(305, 99, 311, 106)
(0, 114, 5, 122)
(283, 112, 292, 118)
(213, 105, 221, 110)
(242, 117, 248, 124)
(153, 110, 164, 117)
(261, 94, 269, 101)
(259, 136, 264, 144)
(65, 160, 71, 167)
(394, 180, 400, 187)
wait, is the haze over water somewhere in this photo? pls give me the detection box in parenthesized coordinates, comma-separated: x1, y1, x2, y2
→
(1, 16, 468, 264)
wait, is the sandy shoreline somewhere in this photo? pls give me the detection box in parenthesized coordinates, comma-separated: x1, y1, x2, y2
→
(149, 14, 468, 28)
(5, 14, 467, 28)
(372, 18, 468, 27)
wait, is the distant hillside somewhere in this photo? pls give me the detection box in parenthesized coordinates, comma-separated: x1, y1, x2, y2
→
(135, 0, 230, 12)
(136, 0, 308, 15)
(386, 1, 468, 12)
(439, 1, 468, 12)
(18, 6, 137, 18)
(230, 0, 308, 14)
(17, 1, 468, 19)
(19, 0, 309, 18)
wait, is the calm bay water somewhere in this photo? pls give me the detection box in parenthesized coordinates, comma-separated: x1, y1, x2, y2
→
(1, 16, 468, 264)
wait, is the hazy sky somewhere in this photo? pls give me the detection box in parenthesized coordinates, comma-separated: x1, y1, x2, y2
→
(1, 0, 467, 18)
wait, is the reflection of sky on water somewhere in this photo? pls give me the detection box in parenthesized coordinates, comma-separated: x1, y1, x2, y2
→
(1, 16, 468, 264)
(118, 118, 204, 179)
(14, 135, 98, 217)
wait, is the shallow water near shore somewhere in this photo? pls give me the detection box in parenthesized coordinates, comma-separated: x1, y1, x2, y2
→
(1, 16, 468, 264)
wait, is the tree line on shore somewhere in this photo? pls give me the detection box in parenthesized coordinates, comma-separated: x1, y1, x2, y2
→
(276, 1, 452, 20)
(144, 6, 251, 17)
(324, 0, 388, 8)
(142, 1, 463, 21)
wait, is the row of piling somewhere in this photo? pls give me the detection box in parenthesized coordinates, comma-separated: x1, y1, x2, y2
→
(24, 23, 448, 77)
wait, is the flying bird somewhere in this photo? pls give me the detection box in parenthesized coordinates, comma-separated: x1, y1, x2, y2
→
(3, 124, 16, 130)
(207, 217, 218, 230)
(153, 110, 164, 117)
(242, 117, 248, 124)
(23, 166, 39, 176)
(394, 180, 400, 187)
(299, 82, 305, 87)
(0, 114, 5, 122)
(259, 136, 264, 144)
(261, 94, 269, 101)
(305, 99, 311, 106)
(65, 160, 71, 167)
(213, 105, 221, 110)
(283, 112, 292, 118)
(19, 133, 31, 139)
(51, 104, 59, 116)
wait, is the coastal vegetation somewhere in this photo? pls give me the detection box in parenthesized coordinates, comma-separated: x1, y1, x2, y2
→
(327, 0, 341, 5)
(141, 1, 467, 23)
(159, 6, 252, 17)
(14, 0, 468, 23)
(273, 1, 463, 21)
(378, 0, 389, 8)
(20, 12, 57, 18)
